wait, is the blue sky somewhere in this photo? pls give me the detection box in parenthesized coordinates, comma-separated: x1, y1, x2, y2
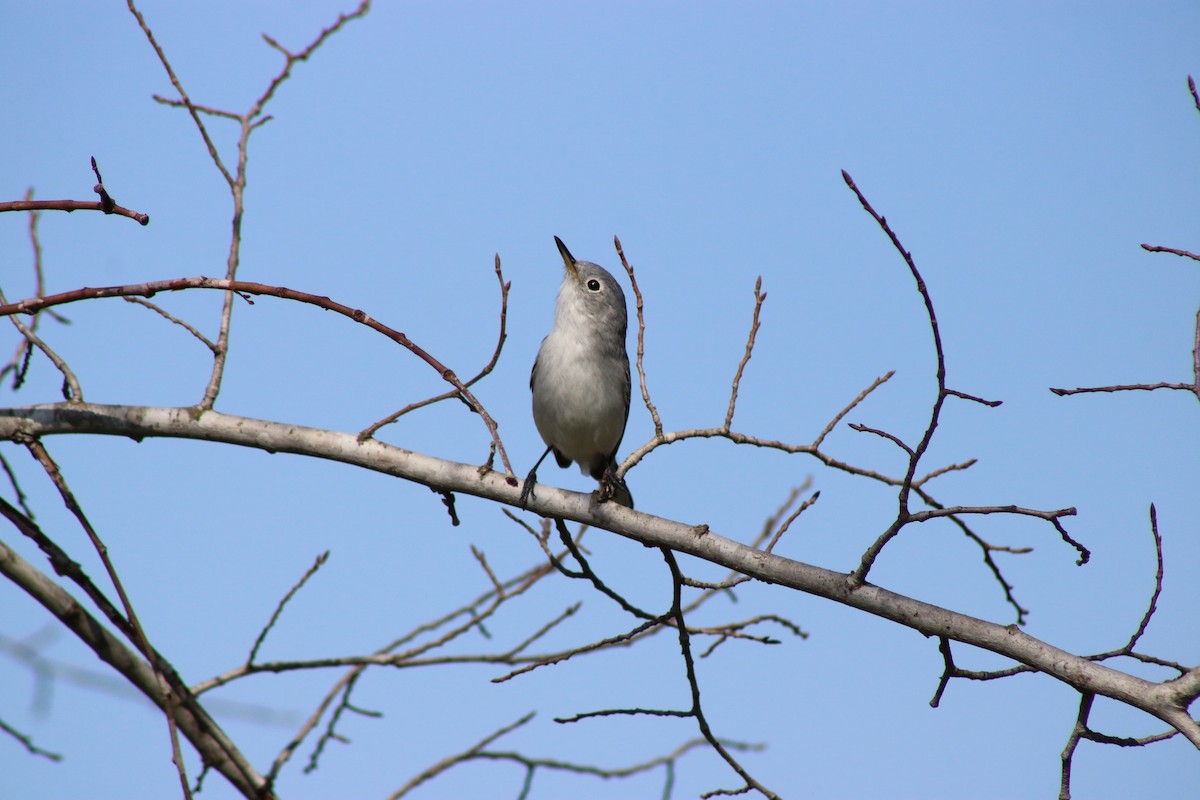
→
(1, 2, 1198, 798)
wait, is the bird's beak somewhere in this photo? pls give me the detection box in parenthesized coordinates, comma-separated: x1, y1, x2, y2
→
(554, 236, 581, 283)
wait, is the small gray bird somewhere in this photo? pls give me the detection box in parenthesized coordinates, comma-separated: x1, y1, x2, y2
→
(521, 236, 634, 508)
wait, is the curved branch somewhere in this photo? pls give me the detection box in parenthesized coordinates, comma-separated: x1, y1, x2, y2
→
(0, 401, 1193, 748)
(0, 278, 518, 482)
(0, 535, 273, 798)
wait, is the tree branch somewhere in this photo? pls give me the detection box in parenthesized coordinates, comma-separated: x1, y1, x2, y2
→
(1, 401, 1193, 749)
(0, 277, 518, 482)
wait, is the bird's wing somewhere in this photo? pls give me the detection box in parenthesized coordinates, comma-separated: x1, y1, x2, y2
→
(529, 342, 543, 392)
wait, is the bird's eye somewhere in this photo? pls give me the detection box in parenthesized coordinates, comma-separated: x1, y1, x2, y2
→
(586, 279, 601, 292)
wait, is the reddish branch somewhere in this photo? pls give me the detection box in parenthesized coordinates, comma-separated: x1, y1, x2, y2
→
(0, 158, 150, 226)
(0, 199, 149, 226)
(0, 277, 518, 482)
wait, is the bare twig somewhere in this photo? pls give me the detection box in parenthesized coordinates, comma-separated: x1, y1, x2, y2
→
(914, 458, 977, 487)
(764, 490, 820, 554)
(0, 198, 150, 226)
(359, 254, 510, 440)
(262, 550, 552, 780)
(123, 297, 218, 352)
(0, 452, 34, 518)
(1060, 693, 1092, 800)
(0, 160, 150, 225)
(0, 285, 83, 402)
(811, 370, 895, 448)
(552, 518, 658, 620)
(2, 189, 71, 390)
(1140, 243, 1200, 262)
(0, 717, 62, 761)
(723, 277, 766, 431)
(497, 616, 667, 684)
(614, 235, 664, 436)
(1050, 381, 1194, 397)
(911, 487, 1033, 623)
(390, 712, 721, 799)
(247, 551, 330, 664)
(1124, 504, 1164, 652)
(849, 422, 914, 456)
(388, 712, 536, 798)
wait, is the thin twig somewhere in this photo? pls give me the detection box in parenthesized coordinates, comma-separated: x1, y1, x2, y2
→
(2, 160, 151, 225)
(0, 717, 62, 761)
(1140, 243, 1200, 261)
(614, 235, 664, 436)
(0, 453, 35, 518)
(1123, 505, 1164, 653)
(123, 297, 218, 352)
(763, 491, 820, 554)
(811, 371, 895, 448)
(723, 277, 766, 431)
(247, 551, 330, 664)
(1060, 692, 1094, 800)
(0, 287, 83, 402)
(1050, 381, 1194, 397)
(388, 712, 536, 798)
(359, 253, 510, 440)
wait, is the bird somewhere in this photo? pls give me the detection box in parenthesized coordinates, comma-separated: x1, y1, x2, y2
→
(520, 236, 634, 509)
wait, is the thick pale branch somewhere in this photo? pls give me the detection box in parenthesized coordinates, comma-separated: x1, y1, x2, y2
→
(0, 537, 273, 797)
(0, 402, 1193, 746)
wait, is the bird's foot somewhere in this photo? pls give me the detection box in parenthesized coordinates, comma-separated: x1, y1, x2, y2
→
(518, 469, 538, 509)
(596, 468, 634, 509)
